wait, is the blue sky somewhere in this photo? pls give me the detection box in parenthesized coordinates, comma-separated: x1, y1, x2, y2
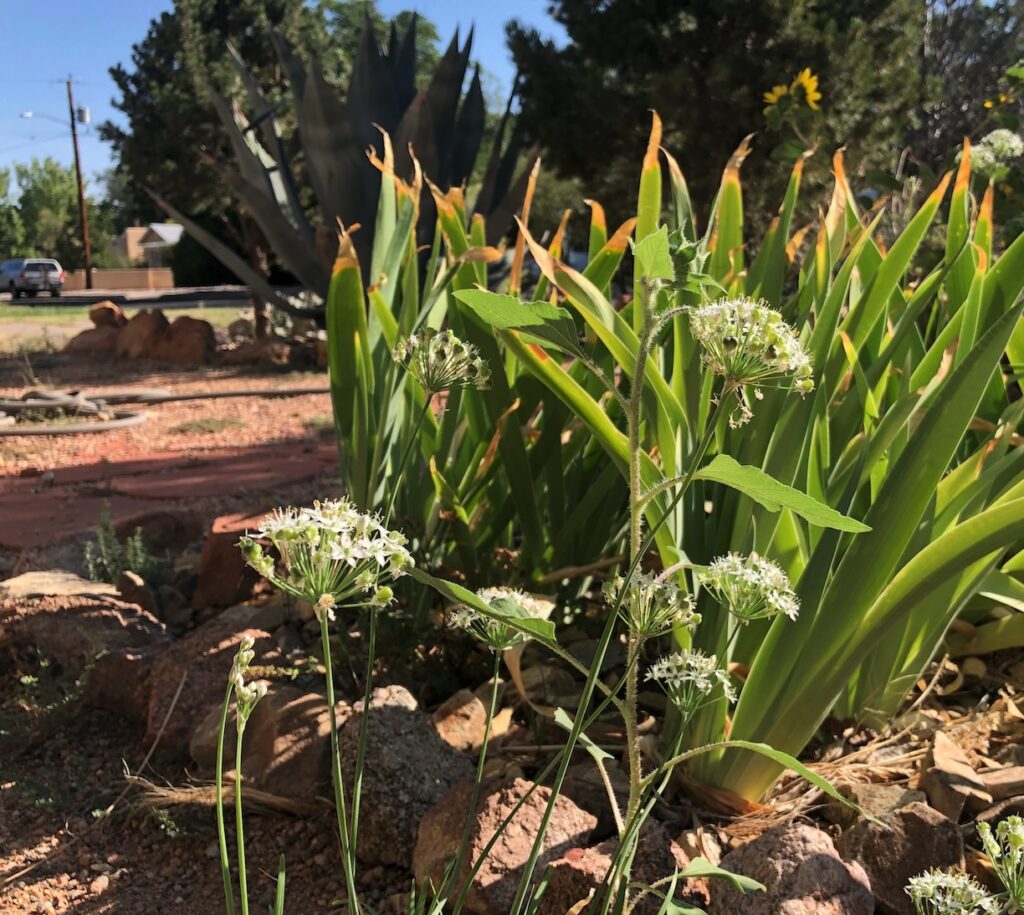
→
(0, 0, 563, 191)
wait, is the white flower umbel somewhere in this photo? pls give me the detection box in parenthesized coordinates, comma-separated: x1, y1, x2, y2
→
(646, 650, 736, 726)
(689, 298, 812, 424)
(906, 869, 999, 915)
(698, 552, 800, 623)
(238, 498, 414, 622)
(392, 327, 490, 395)
(979, 816, 1024, 906)
(603, 572, 700, 639)
(449, 587, 550, 652)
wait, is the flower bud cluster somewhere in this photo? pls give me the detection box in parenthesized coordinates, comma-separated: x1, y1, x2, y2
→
(238, 499, 413, 618)
(688, 298, 813, 414)
(448, 587, 549, 653)
(905, 869, 998, 915)
(392, 328, 490, 395)
(697, 552, 800, 623)
(603, 573, 700, 639)
(646, 650, 736, 724)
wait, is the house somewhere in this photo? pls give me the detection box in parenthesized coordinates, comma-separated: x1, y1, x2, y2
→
(137, 223, 184, 268)
(109, 226, 148, 264)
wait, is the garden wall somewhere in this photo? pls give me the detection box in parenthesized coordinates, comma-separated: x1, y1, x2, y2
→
(64, 268, 175, 291)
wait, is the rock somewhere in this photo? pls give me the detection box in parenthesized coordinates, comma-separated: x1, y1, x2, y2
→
(342, 685, 473, 866)
(563, 762, 630, 841)
(709, 823, 873, 915)
(980, 766, 1024, 802)
(113, 508, 204, 556)
(414, 777, 597, 915)
(159, 585, 194, 628)
(151, 315, 216, 365)
(220, 337, 293, 367)
(676, 828, 723, 867)
(190, 684, 347, 799)
(63, 326, 120, 355)
(822, 782, 927, 831)
(116, 308, 169, 359)
(315, 338, 329, 369)
(291, 317, 319, 337)
(0, 570, 117, 601)
(145, 622, 279, 748)
(89, 874, 110, 894)
(539, 821, 703, 915)
(227, 317, 255, 340)
(835, 802, 963, 915)
(117, 570, 158, 617)
(219, 601, 288, 632)
(194, 511, 267, 610)
(433, 689, 488, 753)
(88, 300, 127, 328)
(85, 639, 170, 722)
(919, 731, 992, 821)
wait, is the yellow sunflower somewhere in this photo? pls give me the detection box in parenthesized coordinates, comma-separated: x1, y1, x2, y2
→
(763, 83, 789, 107)
(791, 68, 822, 110)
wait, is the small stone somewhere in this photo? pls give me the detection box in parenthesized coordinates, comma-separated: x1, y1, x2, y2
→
(432, 688, 488, 752)
(117, 570, 159, 616)
(710, 823, 873, 915)
(919, 731, 992, 820)
(835, 802, 963, 915)
(89, 874, 110, 894)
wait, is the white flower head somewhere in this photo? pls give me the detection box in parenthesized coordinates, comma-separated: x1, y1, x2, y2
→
(448, 587, 549, 652)
(393, 328, 490, 395)
(698, 552, 800, 623)
(646, 650, 736, 723)
(603, 572, 700, 638)
(906, 869, 998, 915)
(238, 498, 413, 616)
(688, 298, 813, 423)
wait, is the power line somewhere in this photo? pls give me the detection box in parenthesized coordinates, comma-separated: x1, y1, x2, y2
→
(0, 134, 68, 156)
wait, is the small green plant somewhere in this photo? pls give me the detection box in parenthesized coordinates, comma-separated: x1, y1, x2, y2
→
(169, 418, 245, 435)
(83, 505, 170, 586)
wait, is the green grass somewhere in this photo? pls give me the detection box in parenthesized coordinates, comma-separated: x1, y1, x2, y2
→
(170, 417, 246, 434)
(0, 304, 242, 329)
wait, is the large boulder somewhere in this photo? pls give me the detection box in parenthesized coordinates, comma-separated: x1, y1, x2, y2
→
(151, 315, 217, 366)
(117, 308, 169, 359)
(145, 621, 280, 748)
(190, 683, 347, 799)
(539, 821, 704, 915)
(414, 777, 597, 915)
(63, 325, 120, 355)
(709, 823, 874, 915)
(341, 685, 473, 866)
(835, 802, 964, 915)
(88, 300, 127, 328)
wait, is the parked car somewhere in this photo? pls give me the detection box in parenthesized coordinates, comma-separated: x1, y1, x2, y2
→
(0, 258, 65, 298)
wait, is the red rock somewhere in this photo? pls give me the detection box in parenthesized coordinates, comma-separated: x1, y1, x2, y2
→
(342, 685, 474, 866)
(145, 622, 279, 747)
(89, 300, 127, 328)
(194, 511, 268, 610)
(433, 688, 488, 753)
(540, 821, 704, 915)
(414, 777, 597, 915)
(710, 823, 873, 915)
(116, 308, 169, 359)
(63, 325, 121, 354)
(151, 315, 216, 365)
(85, 638, 171, 722)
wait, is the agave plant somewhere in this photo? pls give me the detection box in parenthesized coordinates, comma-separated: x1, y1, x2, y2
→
(153, 15, 533, 317)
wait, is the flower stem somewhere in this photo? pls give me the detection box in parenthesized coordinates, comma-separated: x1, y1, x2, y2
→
(349, 606, 378, 849)
(215, 683, 236, 915)
(383, 398, 432, 524)
(234, 721, 249, 915)
(320, 617, 362, 915)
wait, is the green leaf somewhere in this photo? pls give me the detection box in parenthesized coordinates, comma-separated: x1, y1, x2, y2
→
(679, 858, 765, 894)
(694, 455, 871, 532)
(632, 225, 675, 281)
(409, 568, 558, 644)
(454, 289, 582, 356)
(553, 708, 613, 762)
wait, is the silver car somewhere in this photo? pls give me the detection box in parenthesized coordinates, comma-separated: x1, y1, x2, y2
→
(1, 258, 65, 298)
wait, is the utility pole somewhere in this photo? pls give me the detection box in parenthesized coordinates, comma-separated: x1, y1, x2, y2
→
(66, 78, 93, 289)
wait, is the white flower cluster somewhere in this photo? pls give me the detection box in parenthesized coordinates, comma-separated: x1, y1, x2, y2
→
(230, 635, 267, 723)
(393, 328, 490, 395)
(906, 869, 998, 915)
(697, 552, 800, 623)
(238, 499, 413, 622)
(448, 587, 550, 652)
(688, 298, 813, 420)
(967, 128, 1024, 180)
(979, 816, 1024, 904)
(603, 572, 700, 638)
(646, 650, 737, 724)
